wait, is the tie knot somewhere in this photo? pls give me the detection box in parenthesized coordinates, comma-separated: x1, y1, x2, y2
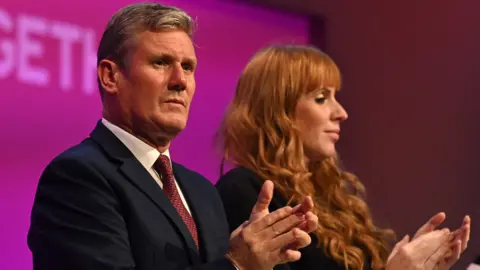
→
(155, 155, 173, 177)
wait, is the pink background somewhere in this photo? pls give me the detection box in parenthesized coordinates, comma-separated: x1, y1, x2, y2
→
(0, 0, 308, 269)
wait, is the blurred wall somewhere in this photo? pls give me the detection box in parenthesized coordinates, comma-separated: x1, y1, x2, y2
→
(315, 2, 479, 269)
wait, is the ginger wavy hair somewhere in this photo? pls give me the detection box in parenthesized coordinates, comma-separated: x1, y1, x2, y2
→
(218, 45, 395, 269)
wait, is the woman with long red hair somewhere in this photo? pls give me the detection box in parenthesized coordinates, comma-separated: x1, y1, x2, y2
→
(215, 45, 470, 270)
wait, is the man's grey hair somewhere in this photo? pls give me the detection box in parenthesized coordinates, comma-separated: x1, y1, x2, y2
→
(97, 2, 194, 96)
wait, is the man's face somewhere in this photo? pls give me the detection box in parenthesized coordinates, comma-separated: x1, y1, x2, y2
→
(113, 29, 197, 144)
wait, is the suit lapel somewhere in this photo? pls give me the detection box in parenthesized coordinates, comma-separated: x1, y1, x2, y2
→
(89, 121, 200, 261)
(173, 163, 218, 262)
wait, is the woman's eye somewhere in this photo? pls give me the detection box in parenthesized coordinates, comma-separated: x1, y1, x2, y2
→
(315, 96, 326, 104)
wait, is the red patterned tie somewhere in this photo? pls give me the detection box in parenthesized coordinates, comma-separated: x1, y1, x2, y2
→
(154, 155, 199, 250)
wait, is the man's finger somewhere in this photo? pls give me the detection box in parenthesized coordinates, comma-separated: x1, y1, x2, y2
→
(413, 212, 446, 239)
(249, 180, 274, 221)
(292, 196, 313, 215)
(278, 249, 302, 264)
(258, 213, 305, 239)
(297, 212, 318, 233)
(267, 228, 311, 251)
(248, 206, 293, 233)
(289, 229, 312, 250)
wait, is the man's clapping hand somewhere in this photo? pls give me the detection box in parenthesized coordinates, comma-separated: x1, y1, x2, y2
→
(225, 180, 318, 270)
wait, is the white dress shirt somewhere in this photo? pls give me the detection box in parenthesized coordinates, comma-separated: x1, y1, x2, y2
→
(101, 118, 192, 214)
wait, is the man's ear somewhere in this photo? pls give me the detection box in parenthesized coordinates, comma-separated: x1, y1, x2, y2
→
(98, 59, 121, 95)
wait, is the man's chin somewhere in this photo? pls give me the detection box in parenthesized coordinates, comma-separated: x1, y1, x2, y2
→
(148, 124, 184, 150)
(158, 121, 186, 137)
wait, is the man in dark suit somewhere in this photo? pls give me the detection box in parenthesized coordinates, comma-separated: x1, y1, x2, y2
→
(27, 2, 318, 270)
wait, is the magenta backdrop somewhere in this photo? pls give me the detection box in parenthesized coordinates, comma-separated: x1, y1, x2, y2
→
(0, 0, 308, 268)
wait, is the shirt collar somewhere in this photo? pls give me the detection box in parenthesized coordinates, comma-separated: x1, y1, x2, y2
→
(101, 118, 171, 170)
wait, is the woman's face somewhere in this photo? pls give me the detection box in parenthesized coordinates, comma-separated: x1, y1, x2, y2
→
(294, 87, 348, 161)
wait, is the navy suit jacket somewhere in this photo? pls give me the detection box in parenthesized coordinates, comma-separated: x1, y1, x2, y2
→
(28, 121, 235, 270)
